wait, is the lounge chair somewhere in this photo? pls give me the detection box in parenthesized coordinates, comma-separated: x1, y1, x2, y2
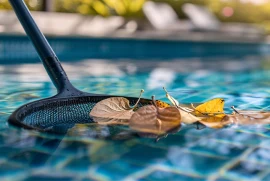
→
(143, 1, 192, 31)
(182, 3, 265, 36)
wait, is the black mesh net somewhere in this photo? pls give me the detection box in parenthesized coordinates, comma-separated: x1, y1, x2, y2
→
(9, 96, 150, 132)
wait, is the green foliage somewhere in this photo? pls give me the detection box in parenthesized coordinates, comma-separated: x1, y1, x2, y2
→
(54, 0, 145, 17)
(0, 0, 43, 11)
(153, 0, 270, 34)
(1, 0, 270, 33)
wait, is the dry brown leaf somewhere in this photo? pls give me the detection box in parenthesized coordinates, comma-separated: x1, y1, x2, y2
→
(228, 110, 270, 125)
(92, 117, 130, 125)
(129, 96, 181, 135)
(90, 97, 134, 120)
(90, 90, 144, 125)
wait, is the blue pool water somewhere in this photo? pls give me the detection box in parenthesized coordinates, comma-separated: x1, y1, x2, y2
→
(1, 57, 270, 180)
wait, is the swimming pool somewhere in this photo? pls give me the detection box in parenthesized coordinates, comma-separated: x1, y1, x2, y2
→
(1, 55, 270, 180)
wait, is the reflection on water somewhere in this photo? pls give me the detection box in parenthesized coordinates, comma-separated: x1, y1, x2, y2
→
(1, 56, 270, 180)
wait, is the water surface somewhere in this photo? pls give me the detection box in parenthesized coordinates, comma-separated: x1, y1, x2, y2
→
(1, 57, 270, 181)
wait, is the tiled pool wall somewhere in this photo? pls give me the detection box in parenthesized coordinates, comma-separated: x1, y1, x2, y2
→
(0, 35, 270, 63)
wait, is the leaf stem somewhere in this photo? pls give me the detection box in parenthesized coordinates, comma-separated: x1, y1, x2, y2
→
(152, 95, 157, 107)
(132, 89, 144, 109)
(231, 106, 240, 114)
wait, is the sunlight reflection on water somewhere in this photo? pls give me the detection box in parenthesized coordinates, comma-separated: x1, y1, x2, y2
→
(1, 57, 270, 180)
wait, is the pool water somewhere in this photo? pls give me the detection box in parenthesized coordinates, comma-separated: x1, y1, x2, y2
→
(1, 57, 270, 180)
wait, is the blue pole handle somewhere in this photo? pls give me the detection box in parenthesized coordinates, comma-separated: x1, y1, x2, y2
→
(9, 0, 74, 93)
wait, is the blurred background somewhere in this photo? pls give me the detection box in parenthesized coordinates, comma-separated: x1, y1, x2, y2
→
(0, 0, 269, 36)
(1, 0, 270, 62)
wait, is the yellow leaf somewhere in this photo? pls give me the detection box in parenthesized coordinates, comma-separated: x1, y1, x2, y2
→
(155, 100, 170, 108)
(194, 98, 225, 117)
(199, 115, 231, 129)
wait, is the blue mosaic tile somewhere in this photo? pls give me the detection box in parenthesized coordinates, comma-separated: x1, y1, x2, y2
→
(56, 141, 90, 155)
(45, 154, 70, 168)
(140, 133, 199, 148)
(246, 147, 270, 165)
(188, 139, 248, 158)
(210, 129, 269, 146)
(2, 58, 270, 179)
(80, 178, 96, 181)
(262, 172, 270, 181)
(37, 137, 67, 152)
(177, 125, 214, 138)
(140, 170, 204, 181)
(63, 156, 92, 173)
(0, 162, 26, 176)
(88, 141, 137, 164)
(0, 134, 4, 146)
(214, 177, 234, 181)
(95, 159, 145, 180)
(163, 147, 229, 176)
(0, 146, 20, 159)
(225, 161, 266, 180)
(23, 174, 75, 181)
(121, 144, 168, 164)
(9, 150, 52, 167)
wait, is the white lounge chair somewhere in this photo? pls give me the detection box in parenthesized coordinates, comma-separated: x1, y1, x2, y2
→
(182, 3, 265, 36)
(143, 1, 192, 31)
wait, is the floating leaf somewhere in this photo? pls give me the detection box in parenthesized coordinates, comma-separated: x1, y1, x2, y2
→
(92, 117, 130, 125)
(155, 100, 170, 108)
(193, 98, 225, 117)
(137, 125, 181, 139)
(163, 87, 194, 113)
(199, 115, 232, 128)
(228, 107, 270, 125)
(130, 96, 181, 135)
(90, 90, 144, 125)
(163, 87, 179, 107)
(180, 110, 201, 124)
(163, 87, 200, 124)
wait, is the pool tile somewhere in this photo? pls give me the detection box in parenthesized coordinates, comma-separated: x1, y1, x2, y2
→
(0, 162, 26, 176)
(95, 159, 145, 180)
(188, 139, 248, 158)
(0, 146, 20, 159)
(177, 125, 214, 137)
(80, 178, 97, 181)
(139, 134, 199, 149)
(0, 134, 4, 146)
(164, 147, 229, 176)
(23, 174, 75, 181)
(63, 156, 92, 172)
(210, 129, 269, 146)
(140, 170, 204, 181)
(214, 177, 234, 181)
(225, 161, 266, 180)
(56, 140, 91, 156)
(9, 150, 52, 166)
(262, 172, 270, 181)
(121, 144, 168, 164)
(245, 147, 270, 165)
